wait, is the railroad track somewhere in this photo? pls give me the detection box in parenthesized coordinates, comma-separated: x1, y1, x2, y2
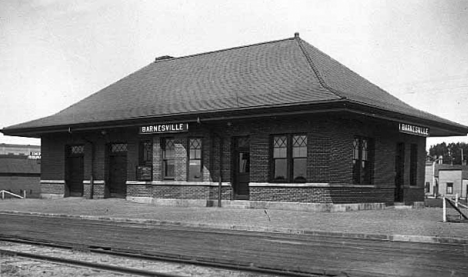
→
(0, 247, 182, 277)
(0, 236, 326, 277)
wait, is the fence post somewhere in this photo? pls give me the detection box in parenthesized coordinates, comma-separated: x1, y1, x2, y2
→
(443, 197, 447, 222)
(455, 193, 459, 208)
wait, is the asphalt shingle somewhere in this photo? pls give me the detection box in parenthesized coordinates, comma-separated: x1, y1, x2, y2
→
(3, 35, 467, 135)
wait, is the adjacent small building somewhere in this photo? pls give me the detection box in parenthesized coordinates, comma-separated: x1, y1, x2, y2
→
(0, 144, 41, 198)
(0, 143, 41, 157)
(425, 163, 468, 199)
(2, 34, 468, 210)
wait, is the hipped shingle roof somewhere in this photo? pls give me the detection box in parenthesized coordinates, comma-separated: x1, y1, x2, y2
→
(3, 35, 467, 136)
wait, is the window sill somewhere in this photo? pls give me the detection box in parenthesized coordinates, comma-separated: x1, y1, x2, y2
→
(126, 181, 231, 186)
(251, 183, 379, 188)
(270, 181, 307, 184)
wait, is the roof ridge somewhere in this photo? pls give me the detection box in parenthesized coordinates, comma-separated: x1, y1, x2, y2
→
(296, 38, 420, 109)
(152, 36, 296, 64)
(294, 37, 347, 100)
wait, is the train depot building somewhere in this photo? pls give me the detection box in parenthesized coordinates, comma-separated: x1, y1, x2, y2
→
(3, 34, 468, 210)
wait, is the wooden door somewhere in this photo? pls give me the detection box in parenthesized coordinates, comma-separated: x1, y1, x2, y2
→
(394, 143, 405, 202)
(66, 145, 84, 197)
(108, 143, 128, 198)
(233, 137, 250, 200)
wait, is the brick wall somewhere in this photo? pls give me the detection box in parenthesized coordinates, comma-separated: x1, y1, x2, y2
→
(207, 132, 231, 183)
(152, 185, 208, 199)
(93, 183, 106, 199)
(249, 121, 270, 183)
(126, 138, 138, 182)
(225, 115, 399, 186)
(152, 136, 162, 181)
(38, 114, 426, 204)
(327, 119, 354, 184)
(250, 186, 394, 204)
(94, 139, 106, 181)
(373, 131, 397, 188)
(83, 183, 91, 199)
(40, 181, 65, 195)
(308, 132, 331, 183)
(202, 134, 213, 182)
(83, 181, 105, 199)
(126, 183, 232, 201)
(208, 185, 232, 200)
(127, 183, 153, 197)
(41, 135, 67, 180)
(174, 136, 188, 181)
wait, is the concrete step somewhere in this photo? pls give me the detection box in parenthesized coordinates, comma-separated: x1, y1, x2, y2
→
(392, 202, 413, 209)
(222, 200, 251, 209)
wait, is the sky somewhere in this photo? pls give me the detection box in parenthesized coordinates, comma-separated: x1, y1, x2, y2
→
(1, 0, 468, 149)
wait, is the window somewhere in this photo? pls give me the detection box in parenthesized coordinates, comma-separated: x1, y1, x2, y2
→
(111, 143, 127, 153)
(162, 138, 175, 179)
(446, 182, 453, 194)
(70, 145, 85, 155)
(238, 152, 250, 173)
(139, 140, 153, 166)
(188, 138, 202, 181)
(271, 134, 307, 182)
(292, 135, 307, 182)
(353, 136, 373, 184)
(235, 136, 250, 176)
(410, 144, 418, 186)
(273, 135, 287, 181)
(137, 140, 153, 181)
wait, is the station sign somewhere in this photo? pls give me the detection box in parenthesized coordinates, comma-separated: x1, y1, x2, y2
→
(399, 123, 429, 137)
(139, 123, 189, 134)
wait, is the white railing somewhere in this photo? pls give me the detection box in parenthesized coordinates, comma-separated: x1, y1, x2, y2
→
(443, 193, 468, 222)
(0, 190, 26, 200)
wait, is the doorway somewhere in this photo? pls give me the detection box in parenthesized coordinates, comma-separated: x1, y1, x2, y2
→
(66, 145, 84, 197)
(395, 142, 405, 202)
(233, 136, 250, 200)
(108, 143, 128, 198)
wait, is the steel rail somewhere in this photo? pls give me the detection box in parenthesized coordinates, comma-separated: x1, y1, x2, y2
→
(0, 248, 184, 277)
(0, 236, 329, 277)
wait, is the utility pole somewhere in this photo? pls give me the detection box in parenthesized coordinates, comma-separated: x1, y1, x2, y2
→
(461, 148, 464, 165)
(433, 156, 443, 198)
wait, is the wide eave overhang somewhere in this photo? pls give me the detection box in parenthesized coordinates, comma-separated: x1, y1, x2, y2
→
(2, 100, 467, 138)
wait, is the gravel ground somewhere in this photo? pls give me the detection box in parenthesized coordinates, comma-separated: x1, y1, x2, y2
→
(0, 198, 467, 240)
(0, 242, 276, 277)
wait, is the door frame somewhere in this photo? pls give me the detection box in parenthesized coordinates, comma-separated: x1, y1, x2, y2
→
(394, 142, 405, 202)
(106, 142, 128, 198)
(232, 136, 250, 200)
(65, 144, 84, 197)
